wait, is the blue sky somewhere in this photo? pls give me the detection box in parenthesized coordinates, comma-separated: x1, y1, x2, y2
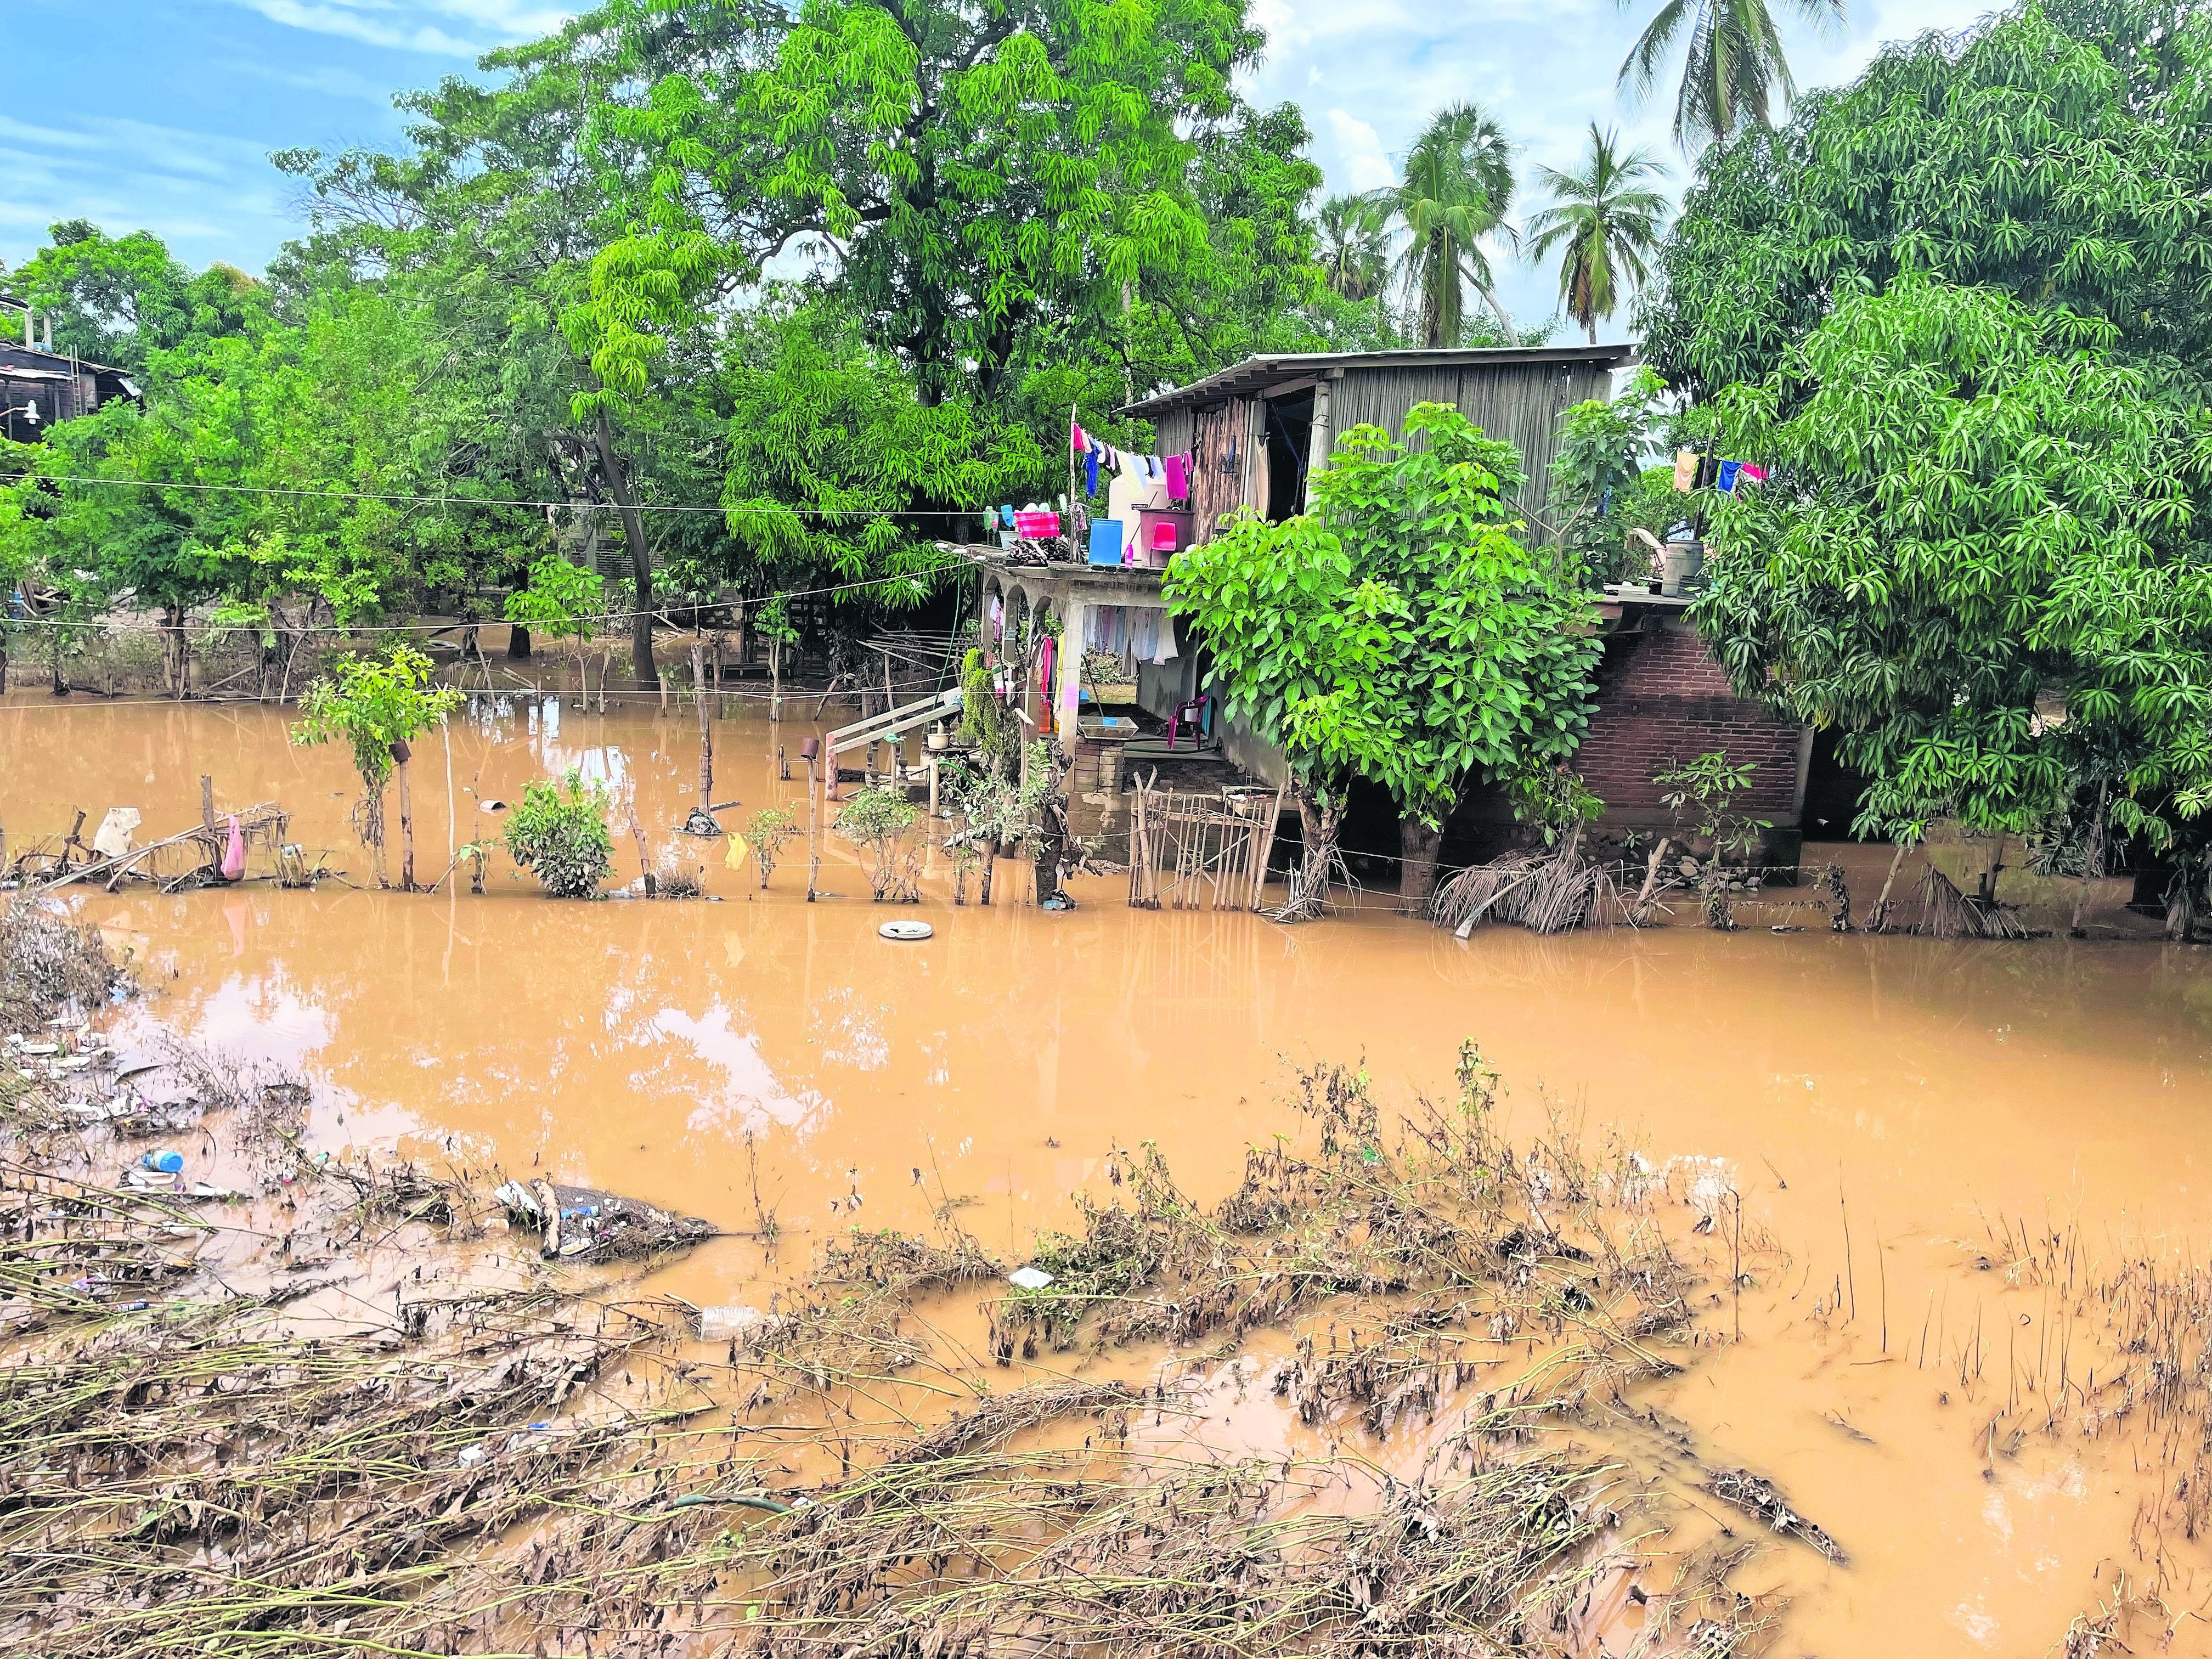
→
(12, 0, 1995, 331)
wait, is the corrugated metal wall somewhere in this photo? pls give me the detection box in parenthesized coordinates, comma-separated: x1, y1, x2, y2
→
(1329, 361, 1613, 540)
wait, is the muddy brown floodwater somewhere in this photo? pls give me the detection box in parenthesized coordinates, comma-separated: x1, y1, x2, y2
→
(9, 689, 2212, 1654)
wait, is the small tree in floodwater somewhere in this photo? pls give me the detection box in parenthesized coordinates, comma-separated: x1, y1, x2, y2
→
(1165, 403, 1598, 919)
(505, 771, 616, 898)
(834, 787, 922, 901)
(505, 555, 606, 705)
(292, 645, 463, 889)
(743, 807, 800, 889)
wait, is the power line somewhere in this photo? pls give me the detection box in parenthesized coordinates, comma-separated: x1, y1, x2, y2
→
(0, 470, 1019, 519)
(0, 559, 985, 636)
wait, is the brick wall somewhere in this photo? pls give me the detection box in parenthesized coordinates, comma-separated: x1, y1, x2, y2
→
(1576, 621, 1804, 820)
(1443, 611, 1809, 869)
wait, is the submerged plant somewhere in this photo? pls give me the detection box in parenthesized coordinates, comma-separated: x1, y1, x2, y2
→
(834, 787, 922, 901)
(291, 645, 464, 889)
(744, 806, 800, 890)
(504, 770, 614, 898)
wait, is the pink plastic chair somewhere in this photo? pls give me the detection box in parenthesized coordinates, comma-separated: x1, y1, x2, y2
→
(1165, 695, 1209, 751)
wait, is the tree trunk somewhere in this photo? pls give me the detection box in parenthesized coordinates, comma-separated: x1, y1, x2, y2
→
(1396, 816, 1444, 915)
(1632, 836, 1674, 923)
(770, 639, 782, 723)
(594, 405, 659, 695)
(397, 756, 415, 891)
(1865, 840, 1911, 932)
(1288, 783, 1346, 921)
(692, 641, 713, 814)
(50, 620, 69, 697)
(2069, 787, 2109, 939)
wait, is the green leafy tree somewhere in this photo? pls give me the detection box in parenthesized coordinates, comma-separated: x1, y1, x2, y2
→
(1638, 0, 2212, 398)
(1547, 367, 1676, 585)
(1318, 194, 1391, 302)
(1695, 276, 2212, 887)
(1368, 104, 1519, 348)
(834, 788, 924, 902)
(591, 0, 1263, 407)
(1166, 403, 1600, 913)
(1524, 127, 1669, 343)
(1616, 0, 1843, 151)
(292, 645, 465, 889)
(505, 770, 616, 899)
(4, 221, 265, 371)
(505, 556, 606, 698)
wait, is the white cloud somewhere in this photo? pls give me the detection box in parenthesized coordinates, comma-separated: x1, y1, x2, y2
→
(224, 0, 484, 55)
(221, 0, 577, 54)
(1257, 0, 2011, 328)
(1324, 110, 1395, 193)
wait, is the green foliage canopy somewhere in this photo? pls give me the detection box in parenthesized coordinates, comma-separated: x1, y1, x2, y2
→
(1639, 0, 2212, 399)
(1165, 403, 1601, 828)
(1695, 277, 2212, 844)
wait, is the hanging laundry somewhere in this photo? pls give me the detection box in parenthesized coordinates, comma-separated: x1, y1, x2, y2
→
(1673, 449, 1697, 492)
(1739, 463, 1768, 484)
(1149, 612, 1179, 665)
(1070, 415, 1087, 454)
(1717, 459, 1741, 493)
(1085, 449, 1100, 495)
(999, 505, 1016, 528)
(1164, 454, 1188, 500)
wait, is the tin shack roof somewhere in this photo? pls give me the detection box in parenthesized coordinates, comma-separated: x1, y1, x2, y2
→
(1119, 345, 1637, 420)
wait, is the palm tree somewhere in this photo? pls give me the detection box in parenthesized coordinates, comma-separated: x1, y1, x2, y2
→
(1368, 104, 1519, 348)
(1524, 126, 1669, 343)
(1316, 193, 1390, 302)
(1617, 0, 1844, 150)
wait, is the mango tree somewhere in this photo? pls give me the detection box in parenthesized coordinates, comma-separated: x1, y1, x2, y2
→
(1695, 277, 2212, 930)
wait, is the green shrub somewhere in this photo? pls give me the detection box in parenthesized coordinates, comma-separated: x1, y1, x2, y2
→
(744, 807, 800, 889)
(505, 770, 614, 898)
(834, 787, 922, 901)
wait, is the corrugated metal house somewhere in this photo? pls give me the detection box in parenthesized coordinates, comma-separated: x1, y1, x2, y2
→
(1123, 345, 1635, 540)
(0, 298, 138, 444)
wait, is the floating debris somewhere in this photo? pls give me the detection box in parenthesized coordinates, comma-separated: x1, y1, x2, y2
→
(1707, 1467, 1849, 1562)
(494, 1178, 716, 1260)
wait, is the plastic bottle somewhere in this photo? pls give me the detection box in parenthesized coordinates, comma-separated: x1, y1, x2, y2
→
(140, 1150, 184, 1174)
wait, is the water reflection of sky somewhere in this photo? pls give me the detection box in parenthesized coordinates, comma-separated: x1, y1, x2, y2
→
(656, 1003, 831, 1140)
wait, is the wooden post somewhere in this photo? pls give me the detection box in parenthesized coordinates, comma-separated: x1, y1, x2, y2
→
(1250, 778, 1285, 910)
(805, 745, 821, 902)
(397, 750, 415, 890)
(691, 640, 713, 816)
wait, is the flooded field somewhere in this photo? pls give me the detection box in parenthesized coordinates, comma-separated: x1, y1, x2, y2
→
(8, 690, 2212, 1654)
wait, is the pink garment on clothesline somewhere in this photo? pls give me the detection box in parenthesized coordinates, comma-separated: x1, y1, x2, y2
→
(1164, 454, 1188, 499)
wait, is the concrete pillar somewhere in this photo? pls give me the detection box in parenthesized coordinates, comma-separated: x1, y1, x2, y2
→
(1056, 596, 1086, 734)
(1306, 370, 1338, 494)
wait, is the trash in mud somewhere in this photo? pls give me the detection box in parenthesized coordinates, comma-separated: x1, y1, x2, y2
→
(696, 1304, 784, 1343)
(1007, 1264, 1056, 1289)
(494, 1177, 716, 1260)
(1707, 1467, 1848, 1562)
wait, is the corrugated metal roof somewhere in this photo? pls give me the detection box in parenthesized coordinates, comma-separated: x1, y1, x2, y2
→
(1119, 345, 1638, 419)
